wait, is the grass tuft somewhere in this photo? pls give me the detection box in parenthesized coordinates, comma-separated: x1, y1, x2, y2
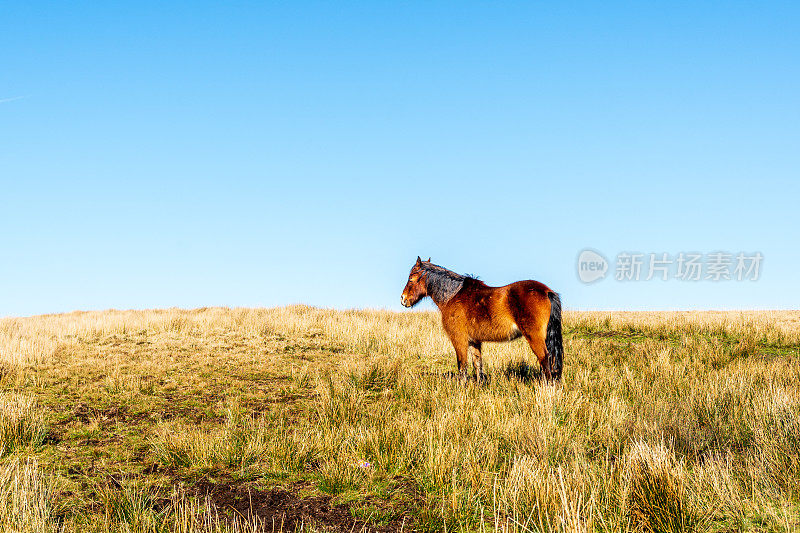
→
(0, 393, 48, 457)
(622, 441, 699, 533)
(0, 459, 59, 533)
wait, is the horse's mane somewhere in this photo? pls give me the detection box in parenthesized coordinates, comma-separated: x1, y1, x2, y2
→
(421, 262, 476, 305)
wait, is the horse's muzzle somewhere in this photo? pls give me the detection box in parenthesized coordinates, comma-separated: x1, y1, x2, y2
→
(401, 296, 410, 308)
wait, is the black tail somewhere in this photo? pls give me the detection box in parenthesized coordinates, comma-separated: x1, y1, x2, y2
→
(546, 292, 563, 380)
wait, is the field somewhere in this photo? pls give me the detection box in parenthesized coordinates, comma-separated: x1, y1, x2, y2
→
(1, 307, 799, 532)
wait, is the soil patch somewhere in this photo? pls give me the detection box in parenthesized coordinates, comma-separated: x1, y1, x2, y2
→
(197, 479, 410, 532)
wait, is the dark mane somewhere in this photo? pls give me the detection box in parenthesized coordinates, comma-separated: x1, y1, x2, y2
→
(461, 276, 485, 288)
(421, 262, 473, 305)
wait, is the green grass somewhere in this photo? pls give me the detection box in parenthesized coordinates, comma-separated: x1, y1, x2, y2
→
(0, 307, 799, 531)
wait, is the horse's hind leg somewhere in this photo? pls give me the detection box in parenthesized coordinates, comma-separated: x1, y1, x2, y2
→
(524, 333, 552, 382)
(469, 342, 485, 384)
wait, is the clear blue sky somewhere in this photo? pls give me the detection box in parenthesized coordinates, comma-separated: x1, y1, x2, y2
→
(2, 2, 798, 317)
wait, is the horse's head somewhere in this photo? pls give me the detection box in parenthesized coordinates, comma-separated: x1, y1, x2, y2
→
(401, 256, 430, 307)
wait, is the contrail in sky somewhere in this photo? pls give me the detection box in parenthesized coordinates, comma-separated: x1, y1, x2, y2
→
(0, 95, 28, 104)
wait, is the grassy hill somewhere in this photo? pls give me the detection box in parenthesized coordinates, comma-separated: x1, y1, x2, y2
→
(1, 307, 799, 532)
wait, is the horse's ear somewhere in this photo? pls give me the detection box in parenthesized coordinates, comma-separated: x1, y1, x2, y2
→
(427, 257, 431, 262)
(416, 256, 422, 265)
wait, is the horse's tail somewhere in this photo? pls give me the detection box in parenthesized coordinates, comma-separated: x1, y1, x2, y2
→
(546, 292, 563, 380)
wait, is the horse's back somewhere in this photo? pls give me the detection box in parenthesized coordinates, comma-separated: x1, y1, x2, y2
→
(445, 278, 552, 342)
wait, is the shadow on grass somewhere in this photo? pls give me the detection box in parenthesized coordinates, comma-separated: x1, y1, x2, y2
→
(436, 371, 490, 384)
(501, 360, 544, 383)
(422, 360, 544, 385)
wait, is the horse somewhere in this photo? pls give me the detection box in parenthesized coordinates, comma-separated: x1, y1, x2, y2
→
(400, 257, 562, 382)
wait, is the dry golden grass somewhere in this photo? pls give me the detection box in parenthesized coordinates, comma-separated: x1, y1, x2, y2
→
(0, 394, 49, 458)
(0, 459, 60, 533)
(0, 306, 799, 532)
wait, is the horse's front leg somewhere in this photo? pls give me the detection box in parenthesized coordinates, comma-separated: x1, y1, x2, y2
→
(454, 342, 469, 384)
(442, 313, 469, 384)
(445, 333, 469, 384)
(469, 342, 485, 384)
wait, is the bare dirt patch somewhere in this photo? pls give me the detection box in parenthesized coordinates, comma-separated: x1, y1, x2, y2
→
(197, 479, 410, 532)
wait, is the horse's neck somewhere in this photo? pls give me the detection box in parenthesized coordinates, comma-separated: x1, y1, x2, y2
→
(426, 269, 465, 307)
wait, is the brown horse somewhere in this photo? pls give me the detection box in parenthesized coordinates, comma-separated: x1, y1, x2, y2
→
(401, 257, 562, 382)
